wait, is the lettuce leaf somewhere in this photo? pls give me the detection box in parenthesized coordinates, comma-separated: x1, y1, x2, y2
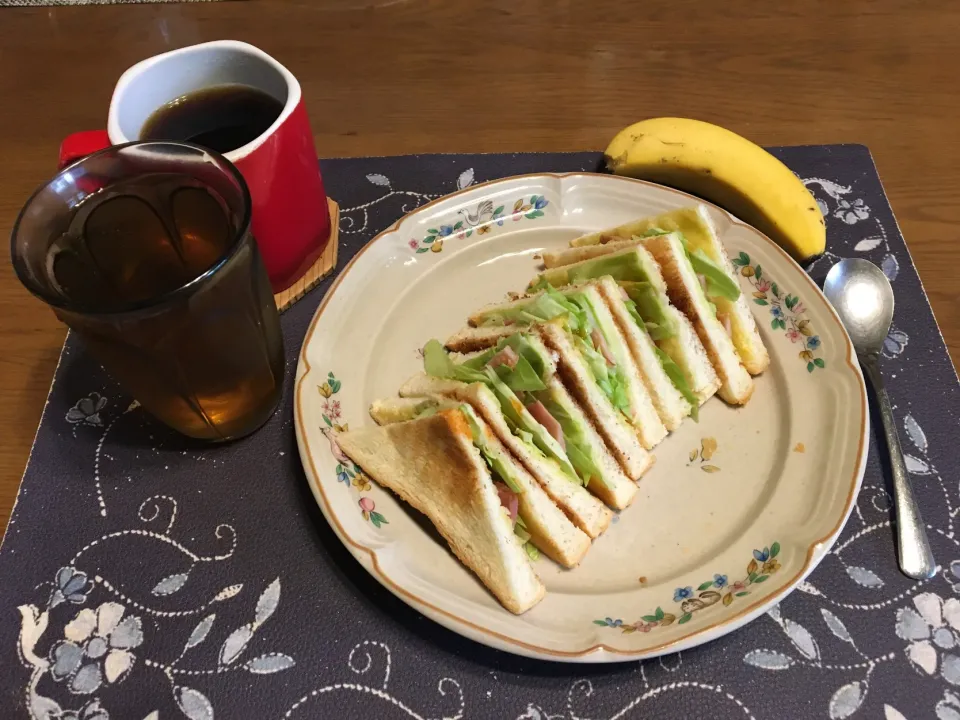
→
(622, 297, 647, 333)
(653, 346, 699, 421)
(680, 233, 740, 302)
(596, 370, 632, 417)
(524, 542, 540, 561)
(494, 352, 546, 392)
(565, 443, 601, 487)
(516, 292, 570, 324)
(427, 339, 545, 392)
(686, 248, 741, 301)
(621, 282, 675, 340)
(459, 404, 524, 493)
(426, 337, 585, 486)
(475, 282, 586, 333)
(527, 278, 588, 333)
(425, 340, 580, 483)
(482, 368, 579, 482)
(537, 395, 607, 488)
(510, 503, 540, 560)
(514, 515, 531, 544)
(502, 334, 549, 377)
(423, 340, 488, 383)
(516, 428, 535, 446)
(573, 334, 603, 381)
(622, 296, 667, 343)
(565, 292, 598, 338)
(572, 335, 632, 417)
(460, 346, 496, 370)
(565, 255, 637, 285)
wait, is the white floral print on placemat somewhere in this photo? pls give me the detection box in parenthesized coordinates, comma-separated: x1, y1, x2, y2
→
(18, 495, 294, 720)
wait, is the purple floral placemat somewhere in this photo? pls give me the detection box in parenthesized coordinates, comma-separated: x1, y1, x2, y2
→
(1, 148, 958, 720)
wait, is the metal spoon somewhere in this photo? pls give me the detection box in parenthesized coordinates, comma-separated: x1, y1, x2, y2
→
(824, 258, 935, 580)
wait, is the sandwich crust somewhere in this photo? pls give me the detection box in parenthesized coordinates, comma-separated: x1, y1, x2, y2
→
(337, 411, 546, 614)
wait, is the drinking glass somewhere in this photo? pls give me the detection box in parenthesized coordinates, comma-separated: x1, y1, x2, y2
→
(12, 141, 284, 441)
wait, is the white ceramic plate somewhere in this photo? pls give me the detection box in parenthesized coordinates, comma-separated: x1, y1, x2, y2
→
(294, 173, 868, 662)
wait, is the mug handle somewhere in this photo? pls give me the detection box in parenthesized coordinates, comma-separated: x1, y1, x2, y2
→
(59, 130, 111, 170)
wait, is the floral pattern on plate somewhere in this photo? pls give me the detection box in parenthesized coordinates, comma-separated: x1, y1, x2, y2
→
(732, 251, 825, 372)
(318, 372, 387, 528)
(409, 195, 549, 254)
(594, 543, 783, 633)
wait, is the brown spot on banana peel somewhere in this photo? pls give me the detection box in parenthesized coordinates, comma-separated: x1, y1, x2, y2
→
(605, 151, 628, 171)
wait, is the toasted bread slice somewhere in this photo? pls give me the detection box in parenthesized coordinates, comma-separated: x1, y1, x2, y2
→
(440, 359, 639, 511)
(643, 233, 754, 404)
(446, 328, 505, 354)
(457, 381, 622, 525)
(369, 395, 590, 568)
(677, 206, 769, 376)
(624, 246, 721, 406)
(446, 324, 518, 353)
(337, 410, 545, 613)
(543, 237, 644, 268)
(593, 276, 691, 430)
(568, 205, 769, 376)
(536, 322, 654, 480)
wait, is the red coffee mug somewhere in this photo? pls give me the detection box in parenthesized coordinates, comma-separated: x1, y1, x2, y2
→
(60, 40, 330, 294)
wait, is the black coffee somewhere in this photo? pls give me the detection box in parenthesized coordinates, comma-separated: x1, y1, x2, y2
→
(141, 84, 284, 154)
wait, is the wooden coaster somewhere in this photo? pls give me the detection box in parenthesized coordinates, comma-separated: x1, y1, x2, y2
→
(273, 198, 340, 312)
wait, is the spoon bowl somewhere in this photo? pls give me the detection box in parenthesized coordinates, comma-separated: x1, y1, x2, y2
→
(824, 259, 894, 355)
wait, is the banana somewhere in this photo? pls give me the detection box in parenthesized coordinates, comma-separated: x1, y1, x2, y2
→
(604, 118, 825, 263)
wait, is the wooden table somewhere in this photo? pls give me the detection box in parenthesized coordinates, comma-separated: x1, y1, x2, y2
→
(1, 1, 957, 539)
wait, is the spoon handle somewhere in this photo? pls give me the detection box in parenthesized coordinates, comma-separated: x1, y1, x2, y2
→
(862, 357, 936, 580)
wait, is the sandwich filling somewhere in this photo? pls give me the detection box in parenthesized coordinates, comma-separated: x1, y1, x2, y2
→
(470, 280, 638, 425)
(422, 337, 609, 489)
(600, 228, 742, 334)
(413, 399, 540, 560)
(533, 256, 699, 416)
(642, 229, 740, 313)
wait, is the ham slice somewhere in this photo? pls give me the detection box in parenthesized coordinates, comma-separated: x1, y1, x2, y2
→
(486, 345, 519, 370)
(495, 482, 519, 523)
(619, 285, 630, 302)
(591, 329, 616, 366)
(526, 400, 566, 451)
